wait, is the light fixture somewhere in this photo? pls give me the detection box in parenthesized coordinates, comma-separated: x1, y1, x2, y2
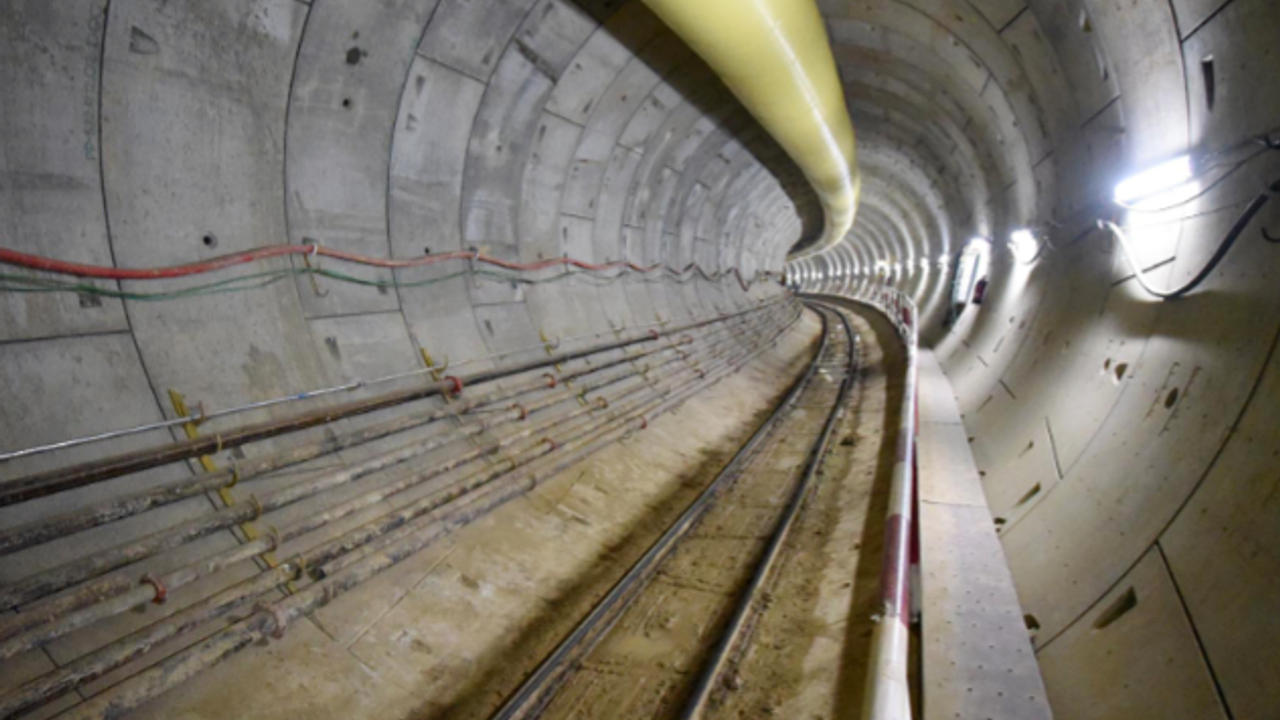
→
(1113, 154, 1193, 204)
(1009, 228, 1039, 261)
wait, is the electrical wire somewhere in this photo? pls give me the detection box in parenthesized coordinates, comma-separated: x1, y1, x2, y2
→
(1099, 176, 1280, 299)
(0, 254, 772, 300)
(0, 242, 769, 289)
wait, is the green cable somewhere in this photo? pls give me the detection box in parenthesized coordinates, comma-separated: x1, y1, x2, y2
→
(0, 262, 744, 301)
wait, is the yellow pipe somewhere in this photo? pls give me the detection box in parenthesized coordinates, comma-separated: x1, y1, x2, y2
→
(642, 0, 859, 260)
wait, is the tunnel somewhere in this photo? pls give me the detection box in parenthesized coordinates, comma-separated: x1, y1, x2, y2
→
(1, 0, 1277, 718)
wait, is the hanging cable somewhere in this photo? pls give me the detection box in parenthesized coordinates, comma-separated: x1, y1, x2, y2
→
(1099, 176, 1280, 299)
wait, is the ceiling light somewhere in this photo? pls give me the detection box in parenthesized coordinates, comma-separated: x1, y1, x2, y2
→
(1009, 228, 1039, 261)
(1113, 154, 1193, 204)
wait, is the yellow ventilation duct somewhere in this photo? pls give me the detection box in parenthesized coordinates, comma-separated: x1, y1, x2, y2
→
(642, 0, 859, 260)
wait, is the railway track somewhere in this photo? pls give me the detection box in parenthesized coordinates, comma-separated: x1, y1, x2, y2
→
(490, 301, 862, 720)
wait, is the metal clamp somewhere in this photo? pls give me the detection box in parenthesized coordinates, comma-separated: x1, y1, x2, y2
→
(140, 573, 167, 604)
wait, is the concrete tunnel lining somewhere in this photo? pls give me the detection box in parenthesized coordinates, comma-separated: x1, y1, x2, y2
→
(3, 0, 1280, 717)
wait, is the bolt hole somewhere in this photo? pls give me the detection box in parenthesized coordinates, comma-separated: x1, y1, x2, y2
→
(1093, 587, 1138, 629)
(423, 246, 432, 255)
(1114, 362, 1128, 381)
(202, 233, 217, 248)
(1103, 357, 1111, 370)
(1164, 387, 1179, 408)
(1201, 56, 1215, 111)
(1015, 482, 1042, 507)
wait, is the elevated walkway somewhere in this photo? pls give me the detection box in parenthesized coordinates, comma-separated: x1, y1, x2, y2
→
(915, 350, 1053, 720)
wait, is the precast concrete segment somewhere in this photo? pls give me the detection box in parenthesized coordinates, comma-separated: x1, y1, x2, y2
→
(641, 0, 859, 258)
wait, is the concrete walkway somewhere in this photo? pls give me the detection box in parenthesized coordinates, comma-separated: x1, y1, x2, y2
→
(915, 350, 1053, 720)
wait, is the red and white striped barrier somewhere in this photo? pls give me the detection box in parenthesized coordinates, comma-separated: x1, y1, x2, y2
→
(811, 284, 918, 720)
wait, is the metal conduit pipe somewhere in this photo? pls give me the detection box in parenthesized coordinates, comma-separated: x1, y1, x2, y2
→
(0, 334, 750, 657)
(58, 314, 805, 720)
(0, 303, 783, 561)
(10, 310, 798, 638)
(2, 357, 733, 714)
(1, 310, 803, 720)
(0, 304, 788, 557)
(0, 309, 790, 618)
(0, 302, 766, 465)
(0, 341, 738, 660)
(0, 299, 788, 507)
(0, 318, 796, 648)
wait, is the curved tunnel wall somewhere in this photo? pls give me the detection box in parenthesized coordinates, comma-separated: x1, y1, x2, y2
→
(1, 0, 820, 468)
(794, 0, 1280, 717)
(3, 0, 1280, 717)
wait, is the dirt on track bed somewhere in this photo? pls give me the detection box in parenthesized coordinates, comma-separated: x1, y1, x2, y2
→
(536, 303, 900, 720)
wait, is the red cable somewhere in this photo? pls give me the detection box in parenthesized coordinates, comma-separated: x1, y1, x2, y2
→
(140, 574, 167, 604)
(0, 243, 772, 297)
(442, 375, 463, 396)
(0, 245, 670, 280)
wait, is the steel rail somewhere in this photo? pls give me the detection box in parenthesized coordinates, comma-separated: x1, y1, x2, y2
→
(489, 309, 832, 720)
(0, 300, 787, 506)
(677, 302, 859, 718)
(2, 308, 802, 720)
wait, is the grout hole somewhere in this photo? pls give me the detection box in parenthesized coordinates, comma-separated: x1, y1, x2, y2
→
(423, 246, 432, 255)
(202, 233, 217, 248)
(1164, 387, 1179, 408)
(341, 97, 352, 109)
